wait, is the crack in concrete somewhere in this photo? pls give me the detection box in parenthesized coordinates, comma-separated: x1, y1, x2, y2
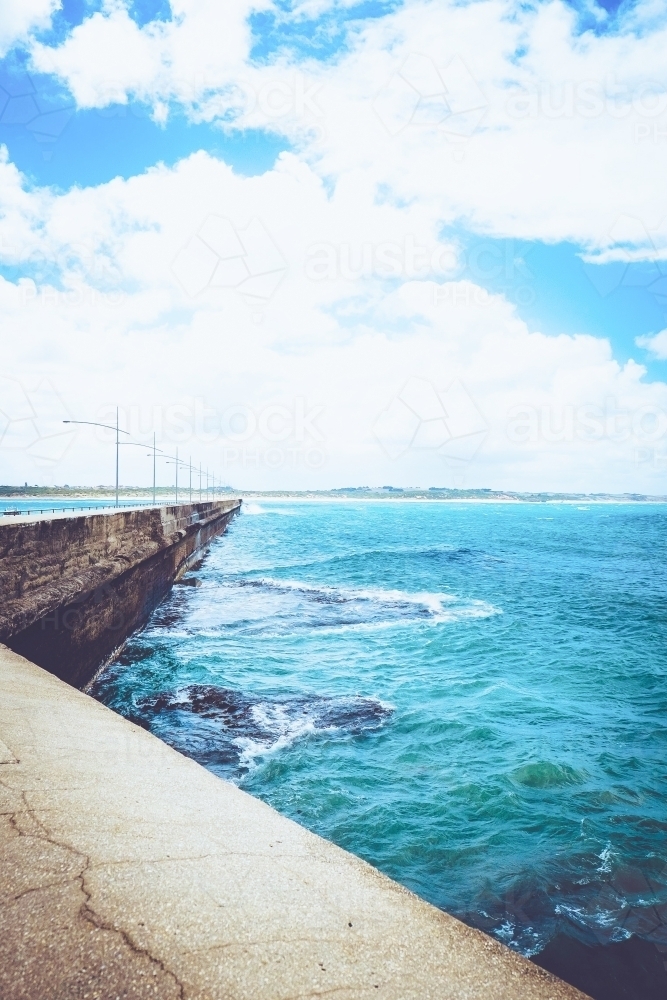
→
(4, 791, 187, 1000)
(79, 878, 187, 1000)
(187, 935, 350, 956)
(9, 875, 82, 903)
(88, 852, 227, 870)
(90, 848, 309, 872)
(280, 986, 362, 1000)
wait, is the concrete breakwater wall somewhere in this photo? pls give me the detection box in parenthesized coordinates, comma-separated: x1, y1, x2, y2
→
(0, 500, 240, 688)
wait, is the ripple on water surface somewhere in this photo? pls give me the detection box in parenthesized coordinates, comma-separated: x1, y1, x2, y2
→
(92, 500, 667, 1000)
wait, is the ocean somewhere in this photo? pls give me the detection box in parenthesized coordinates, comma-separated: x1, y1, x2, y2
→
(92, 499, 667, 998)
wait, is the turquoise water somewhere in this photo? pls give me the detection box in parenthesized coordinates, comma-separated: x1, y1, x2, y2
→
(93, 500, 667, 979)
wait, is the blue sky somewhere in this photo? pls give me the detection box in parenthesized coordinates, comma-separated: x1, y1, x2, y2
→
(456, 236, 667, 378)
(1, 0, 666, 492)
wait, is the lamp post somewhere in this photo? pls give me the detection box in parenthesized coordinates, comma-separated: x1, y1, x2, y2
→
(164, 450, 194, 506)
(143, 434, 163, 504)
(164, 457, 177, 504)
(63, 409, 129, 507)
(119, 440, 163, 504)
(142, 439, 166, 504)
(189, 455, 192, 503)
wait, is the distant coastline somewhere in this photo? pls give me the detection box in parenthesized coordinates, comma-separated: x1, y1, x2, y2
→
(2, 486, 666, 505)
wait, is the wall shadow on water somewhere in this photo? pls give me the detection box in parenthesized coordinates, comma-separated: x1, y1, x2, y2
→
(532, 934, 667, 1000)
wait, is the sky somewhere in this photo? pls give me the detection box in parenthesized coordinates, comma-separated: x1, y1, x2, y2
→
(0, 0, 667, 493)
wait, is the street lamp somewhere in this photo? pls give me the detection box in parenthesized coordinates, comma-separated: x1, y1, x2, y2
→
(173, 454, 196, 505)
(152, 433, 157, 504)
(164, 449, 196, 505)
(63, 407, 129, 507)
(144, 438, 166, 505)
(120, 439, 164, 506)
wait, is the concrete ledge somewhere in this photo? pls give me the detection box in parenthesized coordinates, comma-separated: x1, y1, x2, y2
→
(0, 645, 588, 1000)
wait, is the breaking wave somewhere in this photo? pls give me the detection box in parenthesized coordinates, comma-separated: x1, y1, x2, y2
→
(232, 576, 500, 629)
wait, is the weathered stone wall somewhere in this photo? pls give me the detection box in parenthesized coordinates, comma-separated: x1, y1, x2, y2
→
(0, 500, 240, 688)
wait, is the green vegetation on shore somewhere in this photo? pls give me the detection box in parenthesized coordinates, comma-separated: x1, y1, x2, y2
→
(1, 486, 665, 502)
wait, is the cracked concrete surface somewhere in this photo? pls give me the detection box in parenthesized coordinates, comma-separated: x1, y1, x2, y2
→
(0, 645, 590, 1000)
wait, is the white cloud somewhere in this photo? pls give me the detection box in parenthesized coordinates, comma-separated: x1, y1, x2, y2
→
(306, 0, 667, 252)
(3, 2, 667, 489)
(636, 329, 667, 360)
(30, 0, 267, 112)
(0, 150, 665, 492)
(25, 0, 667, 257)
(31, 5, 169, 108)
(0, 0, 58, 57)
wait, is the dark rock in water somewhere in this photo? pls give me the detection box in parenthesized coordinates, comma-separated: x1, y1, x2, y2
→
(176, 577, 201, 587)
(457, 867, 667, 999)
(143, 685, 255, 724)
(140, 684, 392, 733)
(133, 684, 393, 777)
(532, 933, 667, 1000)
